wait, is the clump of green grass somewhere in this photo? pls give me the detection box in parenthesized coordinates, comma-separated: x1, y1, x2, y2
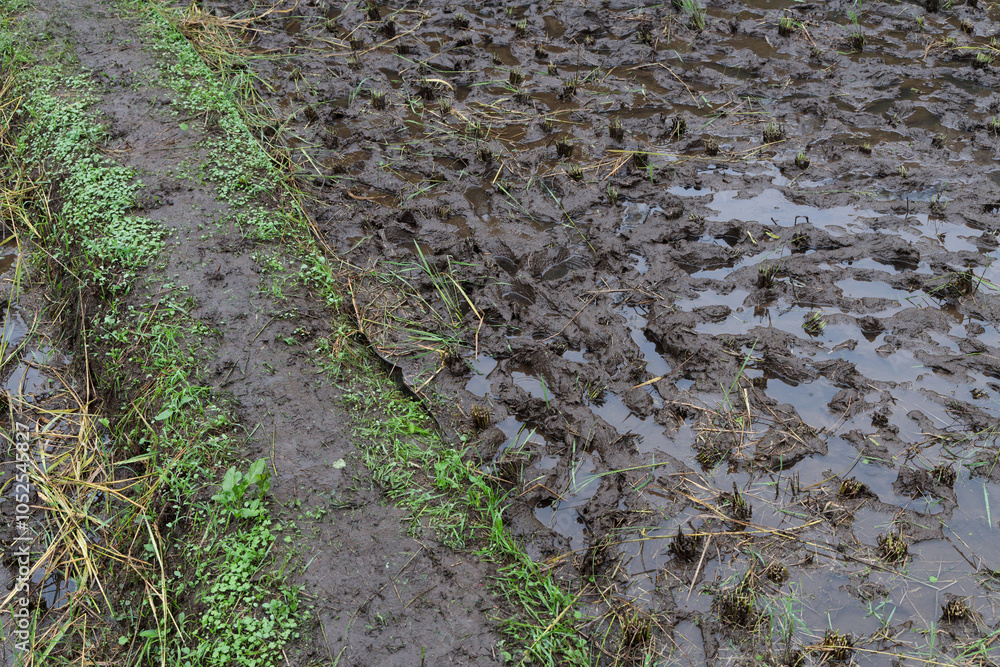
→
(606, 184, 619, 206)
(680, 0, 706, 31)
(695, 442, 728, 468)
(466, 119, 486, 139)
(342, 371, 591, 664)
(762, 119, 785, 143)
(617, 609, 654, 659)
(560, 77, 577, 99)
(848, 29, 865, 51)
(471, 403, 491, 430)
(582, 534, 619, 578)
(932, 464, 956, 487)
(637, 22, 654, 45)
(794, 150, 810, 169)
(757, 262, 781, 289)
(803, 311, 826, 335)
(763, 561, 788, 583)
(778, 16, 797, 37)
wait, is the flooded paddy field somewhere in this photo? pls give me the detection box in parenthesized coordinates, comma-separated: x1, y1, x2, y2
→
(193, 0, 1000, 662)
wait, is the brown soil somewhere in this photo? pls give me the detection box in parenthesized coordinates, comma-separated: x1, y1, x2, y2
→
(8, 0, 1000, 662)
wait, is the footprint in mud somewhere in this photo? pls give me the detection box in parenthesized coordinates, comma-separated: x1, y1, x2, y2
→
(481, 238, 588, 305)
(618, 202, 663, 235)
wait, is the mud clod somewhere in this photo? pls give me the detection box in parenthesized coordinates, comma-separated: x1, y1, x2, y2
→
(763, 561, 789, 583)
(721, 483, 752, 523)
(715, 580, 756, 627)
(618, 609, 653, 656)
(838, 477, 868, 499)
(704, 135, 719, 155)
(941, 597, 971, 622)
(877, 532, 909, 563)
(555, 138, 573, 160)
(762, 120, 785, 143)
(932, 464, 956, 488)
(669, 116, 687, 140)
(668, 525, 700, 562)
(609, 118, 624, 143)
(470, 403, 491, 431)
(818, 630, 853, 661)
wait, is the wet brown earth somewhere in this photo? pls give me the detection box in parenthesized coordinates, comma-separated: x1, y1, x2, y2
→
(191, 0, 1000, 662)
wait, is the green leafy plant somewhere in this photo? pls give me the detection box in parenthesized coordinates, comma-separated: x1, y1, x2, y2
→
(211, 458, 272, 519)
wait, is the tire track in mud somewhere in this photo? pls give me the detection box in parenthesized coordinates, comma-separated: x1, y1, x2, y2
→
(2, 0, 502, 663)
(209, 0, 1000, 661)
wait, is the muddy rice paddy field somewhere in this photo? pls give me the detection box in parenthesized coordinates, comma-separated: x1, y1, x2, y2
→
(184, 0, 1000, 662)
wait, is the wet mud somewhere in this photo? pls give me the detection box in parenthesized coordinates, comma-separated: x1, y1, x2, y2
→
(206, 0, 1000, 661)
